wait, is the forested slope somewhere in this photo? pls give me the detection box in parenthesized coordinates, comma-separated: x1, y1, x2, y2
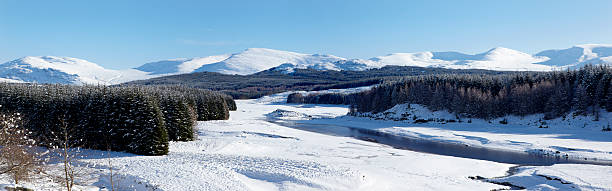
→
(289, 65, 612, 119)
(0, 84, 235, 155)
(125, 66, 515, 99)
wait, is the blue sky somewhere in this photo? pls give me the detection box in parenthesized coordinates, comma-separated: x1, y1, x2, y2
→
(1, 0, 612, 69)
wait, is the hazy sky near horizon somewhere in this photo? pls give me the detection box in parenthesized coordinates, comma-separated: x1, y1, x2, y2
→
(1, 0, 612, 69)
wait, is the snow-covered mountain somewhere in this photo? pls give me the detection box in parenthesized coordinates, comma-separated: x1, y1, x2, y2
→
(369, 47, 553, 71)
(2, 44, 611, 85)
(271, 59, 382, 73)
(265, 45, 612, 74)
(135, 48, 345, 75)
(135, 54, 231, 75)
(192, 48, 345, 75)
(535, 44, 612, 68)
(0, 56, 155, 84)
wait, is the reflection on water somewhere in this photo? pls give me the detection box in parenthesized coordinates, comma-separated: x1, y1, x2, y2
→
(272, 120, 612, 166)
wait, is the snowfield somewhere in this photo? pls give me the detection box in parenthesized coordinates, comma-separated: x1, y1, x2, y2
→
(2, 91, 612, 190)
(75, 96, 511, 190)
(256, 92, 612, 190)
(490, 164, 612, 190)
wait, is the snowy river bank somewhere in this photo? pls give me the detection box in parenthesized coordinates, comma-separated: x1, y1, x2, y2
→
(2, 91, 612, 190)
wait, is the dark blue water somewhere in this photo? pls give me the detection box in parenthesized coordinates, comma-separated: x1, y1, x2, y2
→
(271, 120, 612, 166)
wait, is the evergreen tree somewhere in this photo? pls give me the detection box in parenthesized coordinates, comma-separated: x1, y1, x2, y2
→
(290, 65, 612, 120)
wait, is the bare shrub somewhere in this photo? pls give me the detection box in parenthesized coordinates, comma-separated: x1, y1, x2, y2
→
(0, 113, 41, 184)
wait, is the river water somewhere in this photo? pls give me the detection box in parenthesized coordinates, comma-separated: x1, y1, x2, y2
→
(271, 120, 612, 166)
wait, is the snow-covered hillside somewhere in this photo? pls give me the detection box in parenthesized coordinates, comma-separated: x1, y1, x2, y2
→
(535, 44, 612, 68)
(271, 59, 382, 73)
(193, 48, 345, 75)
(2, 44, 612, 85)
(0, 56, 175, 85)
(371, 47, 553, 71)
(0, 56, 120, 84)
(266, 45, 612, 73)
(135, 54, 230, 75)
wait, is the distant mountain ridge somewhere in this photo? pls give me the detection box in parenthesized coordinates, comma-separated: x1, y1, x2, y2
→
(193, 48, 345, 75)
(368, 47, 552, 71)
(135, 54, 231, 75)
(534, 44, 612, 67)
(1, 45, 611, 84)
(0, 56, 159, 84)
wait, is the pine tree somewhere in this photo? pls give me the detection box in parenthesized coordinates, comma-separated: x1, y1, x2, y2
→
(574, 84, 590, 115)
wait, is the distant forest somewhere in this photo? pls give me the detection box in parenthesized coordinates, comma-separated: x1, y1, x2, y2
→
(0, 84, 235, 155)
(125, 66, 516, 99)
(289, 65, 612, 119)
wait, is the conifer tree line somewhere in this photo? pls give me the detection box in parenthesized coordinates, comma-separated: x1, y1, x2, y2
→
(0, 84, 235, 155)
(290, 65, 612, 119)
(287, 92, 358, 105)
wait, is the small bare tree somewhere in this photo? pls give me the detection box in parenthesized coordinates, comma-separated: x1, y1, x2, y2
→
(103, 128, 123, 191)
(0, 113, 40, 184)
(106, 148, 117, 191)
(47, 115, 84, 191)
(57, 117, 78, 191)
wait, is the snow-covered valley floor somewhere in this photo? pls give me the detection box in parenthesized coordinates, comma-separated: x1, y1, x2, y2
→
(81, 96, 511, 190)
(301, 103, 612, 163)
(3, 92, 612, 190)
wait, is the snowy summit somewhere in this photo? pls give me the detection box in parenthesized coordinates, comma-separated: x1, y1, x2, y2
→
(1, 45, 612, 85)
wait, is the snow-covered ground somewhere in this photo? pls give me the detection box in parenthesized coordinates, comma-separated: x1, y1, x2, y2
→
(302, 103, 612, 162)
(290, 85, 376, 96)
(489, 164, 612, 190)
(260, 92, 612, 190)
(73, 96, 511, 190)
(0, 94, 510, 190)
(2, 90, 612, 190)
